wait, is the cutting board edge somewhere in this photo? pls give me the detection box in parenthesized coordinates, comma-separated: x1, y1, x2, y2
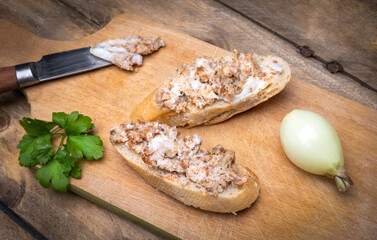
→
(69, 184, 179, 240)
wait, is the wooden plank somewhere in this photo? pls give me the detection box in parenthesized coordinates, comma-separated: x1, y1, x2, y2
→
(1, 14, 375, 239)
(0, 210, 35, 240)
(218, 0, 377, 89)
(0, 94, 162, 240)
(1, 0, 375, 110)
(0, 0, 101, 40)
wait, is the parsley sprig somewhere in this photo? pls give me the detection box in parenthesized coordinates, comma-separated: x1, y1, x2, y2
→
(17, 111, 104, 192)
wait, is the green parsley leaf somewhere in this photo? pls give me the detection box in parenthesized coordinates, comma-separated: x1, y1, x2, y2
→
(19, 117, 56, 136)
(17, 135, 38, 167)
(66, 135, 103, 160)
(17, 134, 35, 149)
(31, 144, 54, 165)
(35, 159, 70, 192)
(17, 134, 53, 166)
(18, 111, 103, 193)
(64, 111, 94, 135)
(53, 111, 94, 135)
(52, 112, 68, 128)
(70, 162, 82, 179)
(54, 149, 76, 171)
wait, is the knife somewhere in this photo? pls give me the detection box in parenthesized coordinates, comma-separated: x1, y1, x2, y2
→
(0, 47, 112, 93)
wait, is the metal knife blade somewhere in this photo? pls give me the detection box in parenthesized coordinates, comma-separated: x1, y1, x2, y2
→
(15, 47, 112, 88)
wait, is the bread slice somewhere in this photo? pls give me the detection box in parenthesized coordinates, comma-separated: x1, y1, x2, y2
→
(130, 52, 291, 127)
(110, 123, 260, 213)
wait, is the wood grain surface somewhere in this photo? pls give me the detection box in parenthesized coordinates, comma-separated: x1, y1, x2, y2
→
(0, 210, 34, 240)
(1, 14, 376, 239)
(0, 92, 162, 239)
(1, 1, 376, 239)
(1, 0, 376, 109)
(219, 0, 377, 90)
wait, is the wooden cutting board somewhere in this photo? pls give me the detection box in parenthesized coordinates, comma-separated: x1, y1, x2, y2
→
(1, 14, 376, 239)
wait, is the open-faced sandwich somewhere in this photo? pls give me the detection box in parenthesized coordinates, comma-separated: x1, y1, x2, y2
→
(130, 50, 291, 127)
(110, 121, 260, 213)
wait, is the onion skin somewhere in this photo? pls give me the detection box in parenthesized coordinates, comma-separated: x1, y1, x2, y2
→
(280, 109, 352, 192)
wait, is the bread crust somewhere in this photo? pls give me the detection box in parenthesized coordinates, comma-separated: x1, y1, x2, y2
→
(112, 142, 260, 213)
(130, 54, 291, 127)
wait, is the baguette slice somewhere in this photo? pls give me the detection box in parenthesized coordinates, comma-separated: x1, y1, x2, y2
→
(110, 123, 260, 213)
(130, 52, 291, 127)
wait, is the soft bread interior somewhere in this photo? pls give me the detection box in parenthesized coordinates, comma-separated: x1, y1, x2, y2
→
(113, 143, 260, 213)
(130, 54, 291, 127)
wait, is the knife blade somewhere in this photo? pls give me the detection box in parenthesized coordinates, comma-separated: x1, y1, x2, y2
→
(0, 47, 112, 93)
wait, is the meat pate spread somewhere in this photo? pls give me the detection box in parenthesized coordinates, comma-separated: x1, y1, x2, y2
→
(90, 35, 165, 71)
(155, 50, 283, 112)
(110, 121, 247, 196)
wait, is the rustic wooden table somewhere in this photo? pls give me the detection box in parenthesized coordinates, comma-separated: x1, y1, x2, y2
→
(0, 0, 376, 239)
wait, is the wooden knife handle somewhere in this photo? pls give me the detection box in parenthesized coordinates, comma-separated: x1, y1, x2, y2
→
(0, 66, 19, 93)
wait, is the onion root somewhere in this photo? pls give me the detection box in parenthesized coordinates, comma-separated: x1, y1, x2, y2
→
(333, 166, 353, 192)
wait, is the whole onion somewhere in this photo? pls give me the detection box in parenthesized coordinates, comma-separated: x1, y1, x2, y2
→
(280, 109, 352, 191)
